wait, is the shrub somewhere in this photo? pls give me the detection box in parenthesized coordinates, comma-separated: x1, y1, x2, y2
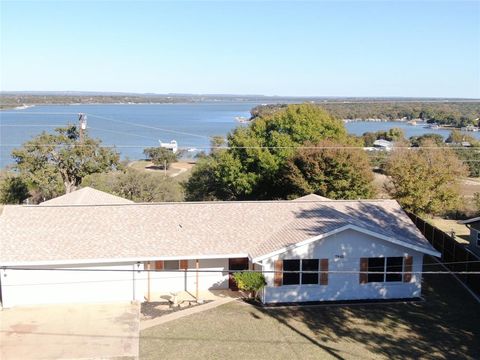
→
(232, 272, 266, 299)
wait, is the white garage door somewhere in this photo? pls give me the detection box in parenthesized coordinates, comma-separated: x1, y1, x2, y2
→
(1, 263, 143, 308)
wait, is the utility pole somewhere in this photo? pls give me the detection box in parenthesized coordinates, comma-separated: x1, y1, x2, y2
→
(78, 113, 87, 144)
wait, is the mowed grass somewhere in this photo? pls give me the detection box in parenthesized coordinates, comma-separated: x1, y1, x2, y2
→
(140, 258, 480, 360)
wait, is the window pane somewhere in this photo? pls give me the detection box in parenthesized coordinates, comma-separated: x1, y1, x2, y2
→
(283, 260, 300, 285)
(367, 257, 385, 283)
(164, 260, 179, 270)
(386, 257, 403, 282)
(302, 259, 319, 284)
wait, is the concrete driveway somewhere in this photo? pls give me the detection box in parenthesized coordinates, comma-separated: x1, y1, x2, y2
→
(0, 302, 140, 360)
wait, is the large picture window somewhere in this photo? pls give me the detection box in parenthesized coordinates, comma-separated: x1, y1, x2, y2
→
(366, 257, 405, 283)
(282, 259, 322, 285)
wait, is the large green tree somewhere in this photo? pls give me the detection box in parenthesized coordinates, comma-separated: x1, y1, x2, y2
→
(82, 168, 184, 202)
(185, 104, 366, 200)
(12, 125, 120, 197)
(0, 174, 30, 204)
(279, 141, 375, 199)
(385, 141, 468, 215)
(143, 147, 178, 169)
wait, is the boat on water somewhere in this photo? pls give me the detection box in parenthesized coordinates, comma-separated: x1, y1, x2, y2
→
(461, 125, 479, 132)
(424, 123, 440, 130)
(235, 116, 251, 123)
(159, 140, 178, 153)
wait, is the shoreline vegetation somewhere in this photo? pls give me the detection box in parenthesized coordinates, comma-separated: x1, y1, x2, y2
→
(1, 93, 479, 128)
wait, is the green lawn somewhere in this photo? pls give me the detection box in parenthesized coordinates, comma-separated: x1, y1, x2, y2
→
(140, 258, 480, 360)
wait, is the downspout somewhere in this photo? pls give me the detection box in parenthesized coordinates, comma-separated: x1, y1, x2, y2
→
(195, 259, 199, 300)
(132, 263, 136, 301)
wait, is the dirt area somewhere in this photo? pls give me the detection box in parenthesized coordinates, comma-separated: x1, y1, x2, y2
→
(0, 302, 140, 360)
(461, 177, 480, 198)
(128, 160, 194, 180)
(372, 172, 391, 198)
(428, 218, 471, 244)
(141, 300, 213, 320)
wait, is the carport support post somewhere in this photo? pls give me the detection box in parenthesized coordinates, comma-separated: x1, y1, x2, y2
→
(196, 259, 199, 300)
(147, 262, 151, 302)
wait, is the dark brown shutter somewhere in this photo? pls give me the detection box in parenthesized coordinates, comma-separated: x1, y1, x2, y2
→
(359, 258, 368, 284)
(319, 259, 329, 285)
(155, 260, 164, 271)
(404, 256, 413, 282)
(179, 259, 188, 270)
(274, 260, 283, 287)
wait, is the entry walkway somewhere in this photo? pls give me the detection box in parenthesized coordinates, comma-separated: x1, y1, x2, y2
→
(140, 290, 243, 330)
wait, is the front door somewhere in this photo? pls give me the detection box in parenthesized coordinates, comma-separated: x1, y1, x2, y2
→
(228, 258, 249, 290)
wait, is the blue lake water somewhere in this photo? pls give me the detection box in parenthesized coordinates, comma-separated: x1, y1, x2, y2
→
(1, 103, 479, 168)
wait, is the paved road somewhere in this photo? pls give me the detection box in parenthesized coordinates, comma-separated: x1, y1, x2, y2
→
(0, 302, 140, 359)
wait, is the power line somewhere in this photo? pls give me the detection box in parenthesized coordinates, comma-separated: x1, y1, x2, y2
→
(0, 112, 80, 115)
(86, 126, 159, 141)
(0, 124, 63, 127)
(86, 113, 210, 139)
(0, 143, 479, 151)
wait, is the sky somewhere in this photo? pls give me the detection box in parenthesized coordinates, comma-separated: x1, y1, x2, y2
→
(1, 1, 479, 98)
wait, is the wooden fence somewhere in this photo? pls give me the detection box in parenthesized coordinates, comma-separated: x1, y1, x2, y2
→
(407, 212, 480, 298)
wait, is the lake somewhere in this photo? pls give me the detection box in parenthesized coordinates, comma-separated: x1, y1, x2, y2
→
(1, 103, 479, 169)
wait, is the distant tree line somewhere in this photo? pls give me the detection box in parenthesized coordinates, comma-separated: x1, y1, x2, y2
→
(251, 102, 480, 127)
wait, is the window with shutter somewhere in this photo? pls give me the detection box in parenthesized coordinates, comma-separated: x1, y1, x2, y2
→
(283, 260, 300, 285)
(301, 259, 319, 284)
(164, 260, 179, 270)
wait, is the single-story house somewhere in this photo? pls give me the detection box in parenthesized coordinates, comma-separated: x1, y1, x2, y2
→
(458, 217, 480, 256)
(0, 188, 440, 307)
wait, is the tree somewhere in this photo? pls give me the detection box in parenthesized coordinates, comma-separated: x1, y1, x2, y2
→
(0, 174, 30, 204)
(185, 104, 356, 200)
(232, 272, 266, 299)
(12, 125, 120, 196)
(445, 130, 478, 145)
(362, 128, 405, 147)
(455, 148, 480, 177)
(474, 193, 480, 215)
(143, 147, 177, 169)
(384, 141, 468, 215)
(409, 133, 444, 147)
(82, 168, 184, 202)
(210, 135, 225, 153)
(279, 141, 375, 199)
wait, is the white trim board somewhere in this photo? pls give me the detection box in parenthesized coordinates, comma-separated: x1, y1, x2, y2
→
(252, 224, 440, 263)
(0, 253, 250, 267)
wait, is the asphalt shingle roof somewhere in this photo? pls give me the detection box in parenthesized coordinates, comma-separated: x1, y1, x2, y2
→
(41, 187, 134, 205)
(0, 190, 438, 264)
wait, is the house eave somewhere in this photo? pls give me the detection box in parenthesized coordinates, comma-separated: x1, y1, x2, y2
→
(0, 253, 250, 267)
(252, 224, 440, 263)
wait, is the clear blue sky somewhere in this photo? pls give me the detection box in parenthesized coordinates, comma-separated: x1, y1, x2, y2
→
(1, 1, 479, 98)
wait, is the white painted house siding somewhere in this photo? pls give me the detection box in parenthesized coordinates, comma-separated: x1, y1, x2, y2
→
(0, 262, 146, 308)
(147, 258, 229, 296)
(260, 229, 423, 303)
(0, 259, 231, 308)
